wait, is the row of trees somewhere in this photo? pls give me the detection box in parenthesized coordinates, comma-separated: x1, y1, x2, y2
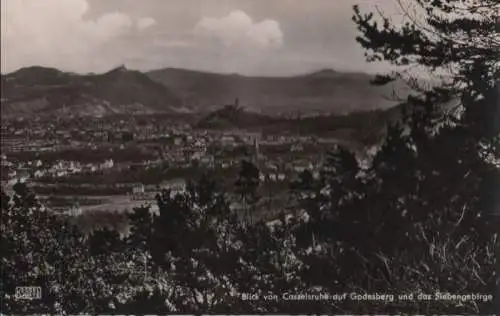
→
(2, 0, 499, 313)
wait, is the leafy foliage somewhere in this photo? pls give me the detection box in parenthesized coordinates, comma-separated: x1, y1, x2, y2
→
(2, 0, 499, 313)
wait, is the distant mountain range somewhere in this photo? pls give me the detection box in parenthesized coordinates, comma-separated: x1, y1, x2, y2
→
(1, 65, 413, 118)
(1, 66, 183, 118)
(147, 67, 412, 115)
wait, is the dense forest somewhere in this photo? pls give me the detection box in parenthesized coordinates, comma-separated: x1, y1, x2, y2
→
(1, 0, 499, 313)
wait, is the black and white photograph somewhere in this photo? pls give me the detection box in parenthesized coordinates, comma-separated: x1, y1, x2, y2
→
(1, 0, 499, 314)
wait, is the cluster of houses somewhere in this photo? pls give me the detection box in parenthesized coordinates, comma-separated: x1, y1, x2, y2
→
(1, 117, 349, 218)
(130, 178, 188, 200)
(3, 158, 117, 184)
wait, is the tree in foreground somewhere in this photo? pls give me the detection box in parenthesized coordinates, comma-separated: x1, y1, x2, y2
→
(345, 0, 500, 312)
(235, 159, 261, 224)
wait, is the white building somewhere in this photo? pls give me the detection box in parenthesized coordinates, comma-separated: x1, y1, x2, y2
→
(291, 143, 303, 152)
(132, 183, 145, 194)
(220, 135, 235, 147)
(174, 137, 183, 146)
(34, 170, 45, 178)
(294, 166, 307, 173)
(68, 203, 83, 217)
(160, 179, 187, 197)
(17, 170, 30, 183)
(101, 159, 114, 169)
(192, 140, 207, 155)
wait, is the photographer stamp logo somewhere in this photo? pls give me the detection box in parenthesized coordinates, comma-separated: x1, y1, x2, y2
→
(15, 286, 42, 300)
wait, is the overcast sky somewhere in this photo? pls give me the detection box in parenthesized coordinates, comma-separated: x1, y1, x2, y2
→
(1, 0, 406, 76)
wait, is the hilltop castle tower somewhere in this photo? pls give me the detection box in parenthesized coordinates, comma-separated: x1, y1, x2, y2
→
(254, 137, 260, 159)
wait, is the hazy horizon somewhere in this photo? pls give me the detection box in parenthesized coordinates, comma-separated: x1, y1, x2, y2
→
(2, 63, 387, 77)
(1, 0, 408, 76)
